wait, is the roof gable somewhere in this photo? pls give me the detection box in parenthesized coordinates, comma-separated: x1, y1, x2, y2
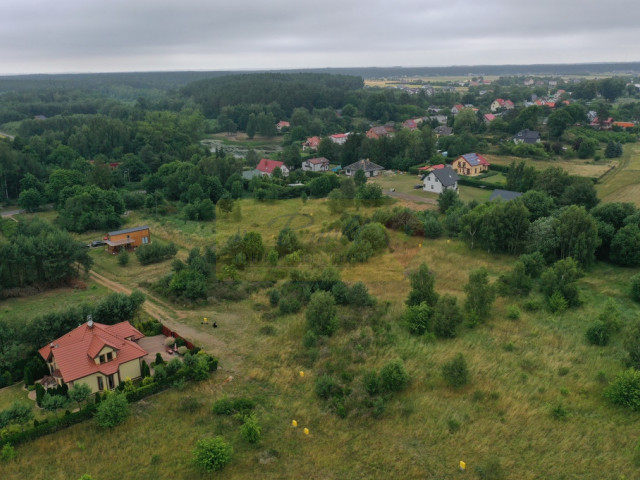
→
(257, 159, 285, 174)
(431, 166, 459, 187)
(460, 153, 490, 167)
(344, 159, 384, 172)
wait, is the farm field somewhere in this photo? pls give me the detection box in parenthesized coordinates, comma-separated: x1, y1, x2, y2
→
(2, 196, 640, 480)
(596, 142, 640, 204)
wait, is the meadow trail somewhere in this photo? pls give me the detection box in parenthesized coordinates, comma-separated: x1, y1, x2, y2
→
(88, 270, 243, 374)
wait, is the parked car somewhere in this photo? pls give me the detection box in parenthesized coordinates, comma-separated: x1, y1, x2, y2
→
(91, 240, 106, 247)
(413, 184, 423, 189)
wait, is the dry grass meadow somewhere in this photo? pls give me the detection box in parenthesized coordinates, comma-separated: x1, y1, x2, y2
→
(2, 194, 640, 479)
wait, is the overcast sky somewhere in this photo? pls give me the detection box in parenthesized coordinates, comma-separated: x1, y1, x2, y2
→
(1, 0, 638, 75)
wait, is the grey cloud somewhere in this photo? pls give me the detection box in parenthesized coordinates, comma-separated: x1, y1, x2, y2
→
(0, 0, 638, 74)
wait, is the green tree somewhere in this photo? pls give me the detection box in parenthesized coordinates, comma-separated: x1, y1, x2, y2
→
(18, 188, 44, 212)
(547, 109, 574, 138)
(403, 302, 432, 335)
(432, 294, 464, 338)
(610, 224, 640, 266)
(463, 268, 495, 321)
(554, 205, 599, 267)
(306, 290, 338, 336)
(41, 393, 70, 418)
(246, 113, 257, 139)
(438, 188, 462, 214)
(192, 436, 233, 472)
(276, 228, 302, 256)
(406, 263, 439, 307)
(95, 392, 130, 428)
(118, 250, 130, 267)
(379, 359, 410, 392)
(69, 383, 92, 407)
(442, 353, 469, 388)
(354, 169, 367, 187)
(240, 414, 261, 444)
(240, 231, 264, 262)
(605, 369, 640, 411)
(453, 108, 478, 133)
(540, 257, 583, 307)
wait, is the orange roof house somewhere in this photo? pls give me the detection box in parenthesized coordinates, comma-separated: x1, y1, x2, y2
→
(39, 320, 147, 393)
(303, 136, 321, 151)
(367, 126, 390, 139)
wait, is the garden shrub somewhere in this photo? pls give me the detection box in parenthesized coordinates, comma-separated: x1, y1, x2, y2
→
(94, 392, 129, 428)
(403, 303, 432, 336)
(586, 321, 611, 346)
(363, 370, 380, 396)
(240, 414, 261, 444)
(315, 375, 342, 400)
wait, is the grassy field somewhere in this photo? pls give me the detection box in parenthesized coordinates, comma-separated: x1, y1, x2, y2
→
(3, 198, 640, 479)
(596, 142, 640, 204)
(485, 154, 615, 179)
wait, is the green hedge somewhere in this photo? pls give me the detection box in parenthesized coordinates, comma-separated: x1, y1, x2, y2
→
(2, 405, 97, 447)
(457, 177, 499, 189)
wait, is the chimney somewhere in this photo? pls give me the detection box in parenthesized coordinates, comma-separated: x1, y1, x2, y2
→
(87, 314, 94, 328)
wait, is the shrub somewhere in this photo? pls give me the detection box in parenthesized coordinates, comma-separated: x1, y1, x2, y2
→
(379, 360, 410, 393)
(240, 414, 261, 444)
(403, 303, 432, 336)
(475, 456, 505, 480)
(605, 369, 640, 411)
(442, 353, 469, 388)
(95, 392, 129, 428)
(302, 330, 318, 348)
(278, 296, 302, 315)
(506, 306, 521, 320)
(136, 242, 178, 265)
(306, 291, 338, 336)
(315, 375, 341, 399)
(192, 437, 233, 472)
(550, 402, 569, 420)
(212, 397, 234, 415)
(586, 321, 611, 346)
(1, 443, 17, 462)
(432, 294, 464, 338)
(548, 291, 568, 313)
(268, 289, 280, 307)
(347, 282, 374, 307)
(177, 346, 188, 355)
(363, 370, 380, 396)
(154, 352, 165, 366)
(118, 250, 130, 266)
(164, 337, 176, 347)
(406, 263, 439, 307)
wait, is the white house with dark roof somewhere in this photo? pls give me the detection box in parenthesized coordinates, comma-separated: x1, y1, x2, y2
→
(302, 157, 330, 172)
(422, 165, 459, 194)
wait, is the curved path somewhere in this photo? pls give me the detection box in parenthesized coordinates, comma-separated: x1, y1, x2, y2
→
(89, 270, 242, 372)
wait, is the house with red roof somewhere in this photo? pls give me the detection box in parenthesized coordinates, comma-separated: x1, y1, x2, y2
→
(491, 99, 506, 112)
(613, 121, 636, 129)
(303, 136, 321, 151)
(483, 114, 496, 124)
(366, 126, 390, 139)
(257, 158, 290, 177)
(453, 153, 490, 176)
(451, 104, 466, 115)
(39, 320, 147, 393)
(418, 164, 445, 172)
(276, 121, 290, 132)
(329, 133, 350, 145)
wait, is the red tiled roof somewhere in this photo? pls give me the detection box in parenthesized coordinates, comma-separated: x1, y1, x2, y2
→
(257, 159, 285, 174)
(484, 114, 496, 122)
(418, 164, 445, 171)
(39, 321, 147, 383)
(307, 157, 329, 165)
(277, 121, 290, 127)
(453, 104, 465, 111)
(304, 136, 321, 147)
(330, 133, 349, 139)
(614, 121, 635, 128)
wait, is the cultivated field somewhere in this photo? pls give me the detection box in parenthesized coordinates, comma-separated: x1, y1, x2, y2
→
(596, 143, 640, 204)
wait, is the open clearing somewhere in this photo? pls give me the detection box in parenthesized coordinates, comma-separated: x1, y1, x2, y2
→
(596, 142, 640, 204)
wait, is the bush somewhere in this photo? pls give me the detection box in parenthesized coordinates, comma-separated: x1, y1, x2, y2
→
(586, 321, 611, 346)
(212, 397, 234, 415)
(605, 369, 640, 411)
(240, 414, 261, 444)
(442, 353, 469, 388)
(404, 303, 432, 336)
(306, 291, 338, 336)
(506, 306, 521, 320)
(1, 443, 17, 462)
(192, 437, 233, 472)
(379, 360, 410, 393)
(94, 392, 129, 428)
(118, 250, 130, 266)
(268, 289, 280, 307)
(347, 282, 374, 307)
(136, 242, 178, 265)
(548, 291, 568, 313)
(432, 294, 464, 338)
(278, 296, 302, 315)
(315, 375, 341, 399)
(475, 456, 505, 480)
(363, 370, 380, 396)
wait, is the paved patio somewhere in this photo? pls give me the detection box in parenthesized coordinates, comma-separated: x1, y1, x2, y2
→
(137, 334, 177, 365)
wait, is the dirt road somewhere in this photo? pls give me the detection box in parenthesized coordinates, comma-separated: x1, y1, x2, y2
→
(89, 270, 242, 372)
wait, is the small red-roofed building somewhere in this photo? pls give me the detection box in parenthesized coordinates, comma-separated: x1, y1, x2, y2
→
(418, 164, 445, 172)
(491, 99, 505, 112)
(483, 114, 496, 124)
(39, 320, 147, 393)
(366, 126, 390, 139)
(303, 136, 321, 151)
(276, 121, 290, 131)
(257, 158, 290, 177)
(613, 121, 636, 129)
(329, 133, 350, 145)
(451, 104, 465, 115)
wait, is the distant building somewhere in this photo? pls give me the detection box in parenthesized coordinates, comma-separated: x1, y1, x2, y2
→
(513, 129, 541, 144)
(301, 157, 330, 172)
(106, 226, 151, 254)
(329, 133, 350, 145)
(257, 158, 289, 177)
(302, 136, 321, 151)
(344, 159, 384, 178)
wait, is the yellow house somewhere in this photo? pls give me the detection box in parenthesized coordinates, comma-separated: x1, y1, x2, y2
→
(453, 153, 490, 176)
(39, 320, 147, 394)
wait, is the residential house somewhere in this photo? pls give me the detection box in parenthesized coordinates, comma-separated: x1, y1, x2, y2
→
(489, 189, 523, 202)
(491, 99, 506, 112)
(613, 121, 636, 129)
(329, 133, 350, 145)
(242, 169, 262, 181)
(434, 126, 453, 137)
(451, 104, 465, 115)
(483, 114, 496, 124)
(39, 320, 147, 394)
(302, 136, 321, 151)
(590, 117, 614, 130)
(106, 226, 151, 254)
(344, 159, 385, 178)
(366, 126, 390, 139)
(430, 115, 448, 125)
(418, 164, 445, 173)
(302, 157, 330, 172)
(453, 153, 490, 176)
(257, 158, 289, 177)
(403, 118, 422, 130)
(422, 166, 459, 194)
(513, 129, 541, 144)
(276, 121, 290, 131)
